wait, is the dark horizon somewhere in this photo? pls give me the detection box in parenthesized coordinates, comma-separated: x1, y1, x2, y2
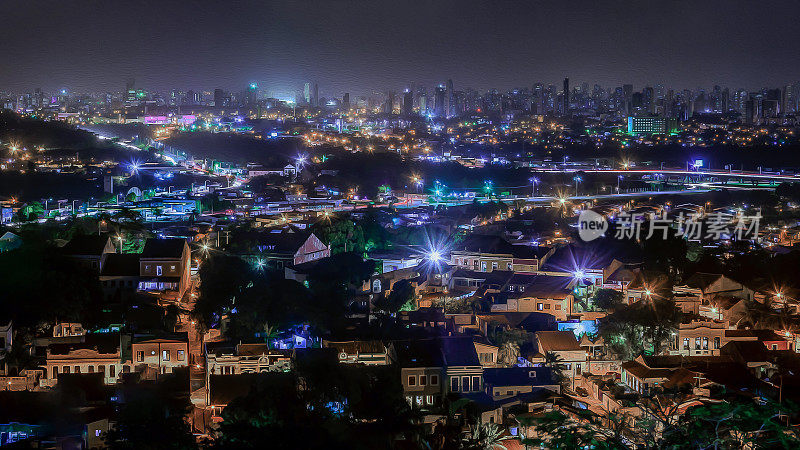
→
(2, 0, 800, 98)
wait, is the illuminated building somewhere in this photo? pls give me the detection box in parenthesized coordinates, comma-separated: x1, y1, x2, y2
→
(434, 85, 446, 117)
(402, 90, 413, 116)
(627, 116, 679, 135)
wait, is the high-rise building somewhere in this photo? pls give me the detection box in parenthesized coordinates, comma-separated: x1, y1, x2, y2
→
(214, 89, 228, 108)
(446, 79, 454, 117)
(383, 91, 395, 114)
(627, 116, 679, 135)
(434, 85, 446, 117)
(418, 92, 428, 115)
(125, 78, 137, 105)
(623, 84, 633, 116)
(313, 83, 319, 107)
(304, 83, 312, 104)
(402, 90, 413, 116)
(246, 82, 258, 105)
(562, 77, 570, 116)
(643, 86, 654, 114)
(342, 93, 350, 111)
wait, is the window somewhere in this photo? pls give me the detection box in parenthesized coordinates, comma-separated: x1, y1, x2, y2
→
(408, 376, 416, 386)
(178, 350, 185, 361)
(537, 303, 543, 311)
(52, 366, 58, 378)
(714, 337, 721, 349)
(507, 390, 514, 395)
(99, 365, 105, 375)
(63, 366, 70, 374)
(555, 304, 561, 310)
(481, 262, 487, 271)
(162, 350, 170, 361)
(544, 304, 551, 309)
(426, 395, 434, 405)
(695, 337, 701, 350)
(520, 286, 525, 292)
(170, 265, 176, 271)
(492, 262, 498, 270)
(576, 364, 582, 375)
(702, 337, 709, 350)
(75, 366, 81, 373)
(683, 338, 690, 350)
(451, 377, 459, 392)
(156, 265, 163, 276)
(419, 375, 427, 386)
(110, 365, 115, 377)
(506, 263, 512, 270)
(88, 366, 94, 373)
(471, 376, 480, 390)
(430, 375, 439, 386)
(136, 351, 144, 362)
(462, 376, 471, 392)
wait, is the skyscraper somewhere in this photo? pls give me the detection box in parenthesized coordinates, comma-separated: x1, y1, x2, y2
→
(446, 79, 454, 117)
(562, 77, 569, 116)
(214, 89, 227, 108)
(623, 84, 634, 116)
(342, 93, 350, 111)
(402, 90, 413, 116)
(304, 83, 312, 104)
(313, 83, 319, 107)
(434, 85, 446, 117)
(246, 82, 258, 106)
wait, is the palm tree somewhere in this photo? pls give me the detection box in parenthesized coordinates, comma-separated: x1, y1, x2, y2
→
(543, 351, 567, 388)
(461, 422, 511, 450)
(497, 342, 520, 367)
(262, 322, 279, 349)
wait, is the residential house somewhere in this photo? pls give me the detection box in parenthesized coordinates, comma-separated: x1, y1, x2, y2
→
(393, 336, 484, 410)
(449, 234, 553, 274)
(487, 274, 576, 320)
(668, 319, 728, 356)
(138, 238, 191, 300)
(131, 334, 189, 377)
(323, 340, 390, 365)
(205, 342, 292, 381)
(533, 330, 587, 390)
(42, 333, 123, 387)
(482, 367, 560, 400)
(61, 235, 115, 272)
(99, 253, 140, 302)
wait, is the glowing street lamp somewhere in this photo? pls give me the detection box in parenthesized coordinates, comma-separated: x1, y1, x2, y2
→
(529, 177, 539, 197)
(573, 175, 582, 197)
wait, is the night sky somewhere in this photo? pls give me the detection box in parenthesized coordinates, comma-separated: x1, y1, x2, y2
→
(2, 0, 800, 98)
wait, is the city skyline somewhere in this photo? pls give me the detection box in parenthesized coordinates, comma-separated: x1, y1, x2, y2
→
(2, 0, 800, 95)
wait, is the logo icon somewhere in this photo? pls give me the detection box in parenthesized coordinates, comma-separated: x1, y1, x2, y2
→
(578, 210, 608, 241)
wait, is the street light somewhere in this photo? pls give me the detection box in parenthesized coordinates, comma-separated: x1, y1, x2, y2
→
(573, 176, 582, 197)
(529, 177, 539, 197)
